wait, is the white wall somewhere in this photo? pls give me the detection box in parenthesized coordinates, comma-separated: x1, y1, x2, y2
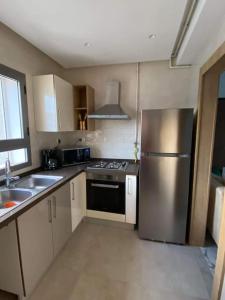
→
(63, 61, 198, 159)
(197, 15, 225, 66)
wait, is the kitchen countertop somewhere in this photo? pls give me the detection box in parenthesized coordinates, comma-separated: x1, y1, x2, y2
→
(0, 162, 139, 227)
(42, 161, 139, 177)
(125, 162, 139, 176)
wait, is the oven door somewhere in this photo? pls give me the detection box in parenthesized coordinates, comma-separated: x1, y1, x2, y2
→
(87, 179, 125, 214)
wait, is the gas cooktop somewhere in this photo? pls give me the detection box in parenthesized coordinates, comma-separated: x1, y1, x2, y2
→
(87, 160, 128, 171)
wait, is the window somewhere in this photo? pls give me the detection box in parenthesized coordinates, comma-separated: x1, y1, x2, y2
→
(0, 64, 31, 172)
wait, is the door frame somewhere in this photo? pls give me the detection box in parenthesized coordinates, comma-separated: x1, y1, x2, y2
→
(189, 40, 225, 300)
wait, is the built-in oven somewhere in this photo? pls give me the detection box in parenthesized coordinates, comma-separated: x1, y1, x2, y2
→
(86, 173, 125, 215)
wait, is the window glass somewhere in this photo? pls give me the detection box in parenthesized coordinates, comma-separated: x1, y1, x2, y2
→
(0, 64, 31, 172)
(0, 81, 6, 140)
(0, 75, 24, 140)
(0, 148, 28, 170)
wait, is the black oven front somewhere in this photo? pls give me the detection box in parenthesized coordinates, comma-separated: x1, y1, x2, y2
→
(86, 173, 125, 215)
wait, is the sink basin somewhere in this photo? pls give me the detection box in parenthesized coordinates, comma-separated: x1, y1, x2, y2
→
(15, 174, 63, 190)
(0, 189, 33, 209)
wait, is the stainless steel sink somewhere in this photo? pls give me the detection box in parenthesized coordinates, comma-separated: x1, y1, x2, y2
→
(15, 174, 63, 190)
(0, 189, 33, 209)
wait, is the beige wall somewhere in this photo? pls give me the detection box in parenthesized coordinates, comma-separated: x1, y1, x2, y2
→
(0, 23, 75, 177)
(63, 61, 198, 159)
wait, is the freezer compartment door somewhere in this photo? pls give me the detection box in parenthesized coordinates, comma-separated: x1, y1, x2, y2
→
(141, 109, 193, 154)
(138, 155, 191, 244)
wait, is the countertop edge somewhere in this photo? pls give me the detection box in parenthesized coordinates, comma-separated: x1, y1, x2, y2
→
(0, 163, 139, 228)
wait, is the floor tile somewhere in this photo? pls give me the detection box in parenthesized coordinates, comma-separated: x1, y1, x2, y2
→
(1, 221, 212, 300)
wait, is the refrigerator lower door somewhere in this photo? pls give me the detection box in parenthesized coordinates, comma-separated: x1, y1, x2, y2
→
(139, 154, 191, 244)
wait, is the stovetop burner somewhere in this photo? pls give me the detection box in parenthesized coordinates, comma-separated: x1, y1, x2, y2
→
(88, 160, 128, 171)
(92, 161, 108, 168)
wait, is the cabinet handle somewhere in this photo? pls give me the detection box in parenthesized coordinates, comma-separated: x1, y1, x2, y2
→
(48, 199, 52, 223)
(53, 196, 56, 218)
(128, 178, 132, 195)
(58, 109, 61, 130)
(72, 182, 75, 200)
(91, 183, 119, 189)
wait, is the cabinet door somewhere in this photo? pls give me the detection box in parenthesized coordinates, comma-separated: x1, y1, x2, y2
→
(0, 221, 24, 297)
(125, 175, 137, 224)
(70, 172, 86, 232)
(17, 197, 54, 296)
(52, 183, 72, 257)
(54, 75, 74, 131)
(33, 74, 58, 132)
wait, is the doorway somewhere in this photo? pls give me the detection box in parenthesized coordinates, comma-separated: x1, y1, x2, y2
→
(200, 72, 225, 283)
(189, 43, 225, 300)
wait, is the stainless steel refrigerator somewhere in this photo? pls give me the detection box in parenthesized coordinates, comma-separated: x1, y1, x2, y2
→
(138, 108, 193, 244)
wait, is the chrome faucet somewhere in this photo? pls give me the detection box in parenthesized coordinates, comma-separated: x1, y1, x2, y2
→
(5, 159, 20, 188)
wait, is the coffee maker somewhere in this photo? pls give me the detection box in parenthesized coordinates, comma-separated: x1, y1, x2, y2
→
(41, 149, 60, 170)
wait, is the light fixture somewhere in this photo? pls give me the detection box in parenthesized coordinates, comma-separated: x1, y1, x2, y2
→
(84, 42, 91, 47)
(148, 34, 156, 39)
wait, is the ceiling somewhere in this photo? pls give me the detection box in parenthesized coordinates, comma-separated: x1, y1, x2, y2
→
(176, 0, 225, 65)
(0, 0, 188, 68)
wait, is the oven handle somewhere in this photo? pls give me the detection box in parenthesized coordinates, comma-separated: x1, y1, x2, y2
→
(91, 183, 119, 189)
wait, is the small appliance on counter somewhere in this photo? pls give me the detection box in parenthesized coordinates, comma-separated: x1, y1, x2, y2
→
(57, 146, 90, 167)
(41, 149, 59, 170)
(41, 146, 91, 170)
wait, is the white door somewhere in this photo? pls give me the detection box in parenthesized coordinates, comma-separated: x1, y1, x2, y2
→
(52, 183, 72, 257)
(54, 75, 74, 131)
(17, 196, 54, 296)
(70, 172, 86, 231)
(0, 221, 24, 297)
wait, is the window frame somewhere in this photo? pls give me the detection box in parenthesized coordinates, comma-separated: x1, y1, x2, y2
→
(0, 64, 31, 173)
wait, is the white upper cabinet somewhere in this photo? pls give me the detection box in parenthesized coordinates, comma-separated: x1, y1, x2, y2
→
(33, 74, 74, 132)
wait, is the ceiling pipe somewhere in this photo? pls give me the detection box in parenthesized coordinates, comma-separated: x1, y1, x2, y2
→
(169, 0, 199, 68)
(135, 62, 140, 144)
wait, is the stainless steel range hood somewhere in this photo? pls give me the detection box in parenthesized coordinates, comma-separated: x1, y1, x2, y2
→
(88, 81, 129, 120)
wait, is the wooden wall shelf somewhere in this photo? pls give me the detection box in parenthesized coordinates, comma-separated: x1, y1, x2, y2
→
(74, 85, 95, 131)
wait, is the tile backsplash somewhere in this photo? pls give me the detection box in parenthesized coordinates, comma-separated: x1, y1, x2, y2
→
(68, 119, 137, 160)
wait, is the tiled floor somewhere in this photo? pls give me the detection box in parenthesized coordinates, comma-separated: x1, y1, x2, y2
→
(1, 221, 213, 300)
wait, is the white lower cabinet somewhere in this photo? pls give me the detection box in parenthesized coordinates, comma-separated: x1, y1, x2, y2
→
(70, 172, 86, 231)
(17, 183, 71, 297)
(0, 173, 137, 298)
(0, 221, 24, 298)
(51, 183, 72, 257)
(125, 175, 137, 224)
(18, 196, 54, 297)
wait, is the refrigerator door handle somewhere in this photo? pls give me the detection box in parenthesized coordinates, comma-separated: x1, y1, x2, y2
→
(141, 152, 189, 158)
